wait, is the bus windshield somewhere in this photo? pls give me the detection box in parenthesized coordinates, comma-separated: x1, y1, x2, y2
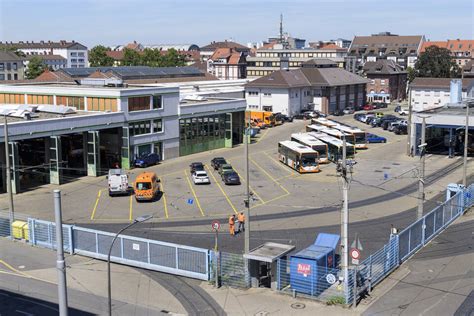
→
(314, 145, 327, 158)
(301, 154, 319, 167)
(354, 133, 367, 144)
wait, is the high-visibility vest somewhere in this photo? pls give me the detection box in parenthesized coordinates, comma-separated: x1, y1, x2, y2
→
(238, 213, 245, 222)
(229, 216, 234, 225)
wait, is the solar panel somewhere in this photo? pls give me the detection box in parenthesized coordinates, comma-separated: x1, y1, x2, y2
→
(61, 66, 203, 80)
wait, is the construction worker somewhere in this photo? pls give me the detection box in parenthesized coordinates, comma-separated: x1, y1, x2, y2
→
(237, 212, 245, 233)
(228, 214, 235, 236)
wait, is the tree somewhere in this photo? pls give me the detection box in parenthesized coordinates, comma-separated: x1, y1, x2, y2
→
(406, 66, 416, 83)
(162, 48, 186, 67)
(415, 46, 461, 78)
(89, 45, 114, 67)
(122, 48, 142, 66)
(26, 56, 47, 79)
(141, 48, 164, 67)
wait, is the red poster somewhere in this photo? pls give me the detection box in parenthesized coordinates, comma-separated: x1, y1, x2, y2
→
(297, 263, 311, 277)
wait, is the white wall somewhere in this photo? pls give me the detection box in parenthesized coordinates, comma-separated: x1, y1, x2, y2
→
(245, 87, 292, 114)
(411, 87, 467, 112)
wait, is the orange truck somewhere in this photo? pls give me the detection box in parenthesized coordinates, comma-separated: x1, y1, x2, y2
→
(246, 111, 276, 128)
(134, 172, 160, 202)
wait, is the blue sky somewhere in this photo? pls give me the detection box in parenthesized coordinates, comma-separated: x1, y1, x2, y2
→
(0, 0, 472, 48)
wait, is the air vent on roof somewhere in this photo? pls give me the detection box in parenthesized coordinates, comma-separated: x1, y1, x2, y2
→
(37, 105, 76, 115)
(184, 95, 207, 101)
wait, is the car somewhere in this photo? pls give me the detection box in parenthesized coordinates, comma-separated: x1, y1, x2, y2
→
(388, 121, 402, 132)
(363, 104, 375, 111)
(302, 111, 318, 118)
(218, 163, 233, 175)
(189, 162, 204, 174)
(394, 105, 401, 113)
(366, 133, 387, 143)
(343, 107, 355, 114)
(381, 118, 399, 130)
(371, 117, 382, 127)
(394, 124, 408, 135)
(221, 171, 241, 185)
(353, 113, 365, 121)
(398, 108, 409, 115)
(360, 114, 374, 123)
(375, 112, 385, 118)
(366, 116, 376, 125)
(192, 170, 210, 184)
(211, 157, 227, 170)
(133, 153, 160, 168)
(275, 113, 293, 123)
(333, 109, 345, 116)
(377, 102, 388, 108)
(107, 169, 129, 196)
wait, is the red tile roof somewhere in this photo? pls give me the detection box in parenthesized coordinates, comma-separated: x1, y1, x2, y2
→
(318, 43, 345, 50)
(33, 69, 74, 82)
(106, 50, 124, 60)
(421, 40, 474, 53)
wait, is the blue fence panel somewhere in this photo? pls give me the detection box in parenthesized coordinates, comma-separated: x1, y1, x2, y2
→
(424, 211, 436, 242)
(28, 218, 73, 254)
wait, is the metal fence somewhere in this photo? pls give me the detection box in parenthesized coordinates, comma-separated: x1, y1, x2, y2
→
(28, 218, 73, 254)
(217, 251, 250, 288)
(72, 226, 210, 280)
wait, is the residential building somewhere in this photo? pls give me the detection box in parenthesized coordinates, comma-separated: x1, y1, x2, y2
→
(0, 68, 246, 193)
(420, 39, 474, 67)
(267, 36, 306, 49)
(245, 60, 368, 115)
(207, 48, 246, 80)
(363, 59, 407, 103)
(200, 40, 250, 61)
(0, 51, 25, 81)
(347, 32, 425, 71)
(26, 54, 67, 70)
(0, 40, 88, 68)
(463, 60, 474, 78)
(409, 79, 473, 157)
(246, 45, 347, 78)
(409, 77, 474, 112)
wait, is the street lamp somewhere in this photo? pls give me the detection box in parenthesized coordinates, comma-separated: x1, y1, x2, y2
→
(462, 100, 473, 187)
(107, 214, 152, 316)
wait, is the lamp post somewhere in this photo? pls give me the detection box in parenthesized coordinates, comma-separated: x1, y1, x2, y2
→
(463, 101, 472, 187)
(107, 215, 152, 316)
(4, 114, 14, 237)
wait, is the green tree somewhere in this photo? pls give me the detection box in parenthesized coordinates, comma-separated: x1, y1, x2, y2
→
(406, 66, 416, 83)
(162, 48, 186, 67)
(415, 46, 461, 78)
(122, 48, 142, 66)
(141, 48, 164, 67)
(26, 56, 47, 79)
(89, 45, 114, 67)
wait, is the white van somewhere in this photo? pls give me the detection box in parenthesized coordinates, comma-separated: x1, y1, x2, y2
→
(107, 169, 129, 196)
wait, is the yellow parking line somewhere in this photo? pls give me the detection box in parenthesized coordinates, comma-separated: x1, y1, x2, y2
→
(250, 157, 290, 195)
(205, 166, 238, 215)
(184, 170, 205, 217)
(160, 178, 169, 219)
(0, 259, 55, 285)
(226, 160, 265, 205)
(90, 189, 102, 220)
(263, 151, 296, 176)
(254, 128, 270, 143)
(129, 194, 133, 221)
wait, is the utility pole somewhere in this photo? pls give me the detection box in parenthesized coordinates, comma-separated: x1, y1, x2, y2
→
(339, 136, 349, 298)
(417, 117, 427, 219)
(244, 113, 250, 256)
(407, 89, 413, 156)
(54, 190, 68, 316)
(4, 115, 14, 237)
(463, 101, 470, 187)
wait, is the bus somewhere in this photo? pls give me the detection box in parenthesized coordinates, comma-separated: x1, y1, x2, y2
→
(306, 125, 356, 144)
(290, 133, 330, 164)
(331, 124, 368, 149)
(311, 117, 338, 128)
(278, 140, 320, 173)
(307, 132, 356, 162)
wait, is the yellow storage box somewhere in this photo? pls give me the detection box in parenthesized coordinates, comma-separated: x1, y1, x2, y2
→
(12, 220, 29, 240)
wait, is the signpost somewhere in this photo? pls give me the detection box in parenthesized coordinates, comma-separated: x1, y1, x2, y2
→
(350, 248, 360, 265)
(211, 220, 221, 288)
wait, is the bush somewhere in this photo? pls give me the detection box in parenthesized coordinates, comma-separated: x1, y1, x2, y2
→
(326, 296, 346, 306)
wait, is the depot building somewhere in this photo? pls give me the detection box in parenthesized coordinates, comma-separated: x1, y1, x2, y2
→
(0, 78, 245, 193)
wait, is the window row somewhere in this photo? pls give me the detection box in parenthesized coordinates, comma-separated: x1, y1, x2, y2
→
(27, 94, 53, 104)
(56, 96, 85, 110)
(129, 119, 163, 136)
(0, 62, 18, 71)
(247, 70, 273, 76)
(128, 95, 162, 112)
(87, 97, 118, 112)
(0, 74, 18, 80)
(0, 93, 25, 104)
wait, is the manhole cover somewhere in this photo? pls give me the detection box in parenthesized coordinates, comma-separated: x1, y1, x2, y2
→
(291, 303, 305, 309)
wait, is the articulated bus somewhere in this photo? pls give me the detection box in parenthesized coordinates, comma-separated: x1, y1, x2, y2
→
(331, 124, 368, 149)
(290, 133, 329, 164)
(306, 125, 356, 144)
(307, 132, 356, 162)
(278, 140, 320, 173)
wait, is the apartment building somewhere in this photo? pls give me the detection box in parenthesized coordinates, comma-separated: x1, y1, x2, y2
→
(363, 59, 407, 103)
(347, 32, 425, 71)
(207, 48, 246, 80)
(421, 39, 474, 67)
(0, 40, 88, 68)
(200, 40, 250, 61)
(0, 51, 25, 81)
(26, 54, 67, 70)
(246, 45, 347, 78)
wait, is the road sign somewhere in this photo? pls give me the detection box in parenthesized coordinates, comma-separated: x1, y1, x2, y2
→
(211, 220, 220, 231)
(352, 258, 360, 265)
(351, 236, 364, 251)
(465, 192, 472, 199)
(187, 198, 194, 205)
(350, 248, 360, 260)
(326, 273, 336, 285)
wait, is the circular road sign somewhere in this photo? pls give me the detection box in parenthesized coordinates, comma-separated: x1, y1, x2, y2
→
(326, 273, 336, 285)
(211, 220, 220, 231)
(350, 248, 361, 260)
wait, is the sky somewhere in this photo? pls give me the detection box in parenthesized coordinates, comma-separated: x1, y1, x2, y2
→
(0, 0, 473, 48)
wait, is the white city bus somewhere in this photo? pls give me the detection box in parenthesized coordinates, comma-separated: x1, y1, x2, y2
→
(307, 132, 356, 162)
(306, 125, 356, 145)
(278, 140, 320, 173)
(290, 133, 329, 164)
(311, 117, 338, 128)
(331, 124, 368, 150)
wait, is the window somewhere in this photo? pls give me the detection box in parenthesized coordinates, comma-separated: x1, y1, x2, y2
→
(434, 91, 440, 97)
(129, 120, 151, 136)
(381, 79, 386, 85)
(12, 63, 17, 70)
(71, 59, 77, 63)
(87, 97, 117, 111)
(153, 119, 163, 133)
(370, 79, 375, 84)
(78, 59, 85, 63)
(70, 52, 77, 57)
(13, 74, 17, 80)
(0, 63, 4, 71)
(0, 74, 4, 80)
(78, 52, 85, 57)
(152, 95, 162, 109)
(27, 94, 53, 104)
(128, 96, 150, 111)
(263, 93, 271, 97)
(0, 93, 25, 103)
(424, 91, 430, 97)
(248, 91, 258, 96)
(6, 63, 11, 71)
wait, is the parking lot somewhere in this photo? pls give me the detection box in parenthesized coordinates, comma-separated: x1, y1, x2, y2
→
(2, 105, 471, 254)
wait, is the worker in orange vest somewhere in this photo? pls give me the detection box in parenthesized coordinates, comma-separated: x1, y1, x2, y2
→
(229, 214, 236, 236)
(237, 212, 245, 233)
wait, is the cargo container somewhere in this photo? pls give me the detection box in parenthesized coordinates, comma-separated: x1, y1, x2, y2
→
(289, 233, 339, 295)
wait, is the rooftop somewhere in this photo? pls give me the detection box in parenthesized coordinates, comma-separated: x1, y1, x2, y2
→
(410, 77, 474, 90)
(0, 40, 86, 49)
(200, 40, 249, 52)
(0, 50, 24, 61)
(363, 59, 407, 75)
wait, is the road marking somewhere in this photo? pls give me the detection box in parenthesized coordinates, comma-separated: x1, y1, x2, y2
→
(263, 151, 296, 176)
(160, 178, 169, 219)
(129, 194, 133, 221)
(250, 157, 290, 195)
(0, 260, 55, 285)
(90, 189, 102, 220)
(254, 128, 270, 143)
(184, 170, 205, 217)
(226, 159, 265, 205)
(205, 166, 238, 215)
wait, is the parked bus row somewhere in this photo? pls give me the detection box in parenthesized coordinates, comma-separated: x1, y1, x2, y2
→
(310, 117, 368, 150)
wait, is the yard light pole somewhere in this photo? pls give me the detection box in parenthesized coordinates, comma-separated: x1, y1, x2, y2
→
(462, 101, 472, 187)
(107, 214, 152, 316)
(54, 190, 68, 316)
(4, 114, 14, 237)
(244, 113, 251, 286)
